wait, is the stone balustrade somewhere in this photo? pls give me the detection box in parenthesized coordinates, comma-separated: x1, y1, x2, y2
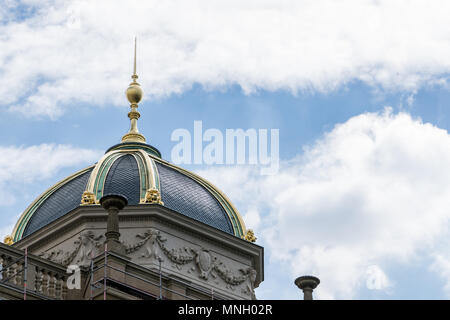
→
(0, 242, 69, 300)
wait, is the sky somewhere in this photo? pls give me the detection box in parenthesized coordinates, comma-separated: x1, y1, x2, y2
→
(1, 0, 450, 299)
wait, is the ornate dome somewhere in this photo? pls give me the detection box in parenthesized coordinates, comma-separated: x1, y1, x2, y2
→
(8, 40, 251, 244)
(11, 141, 247, 242)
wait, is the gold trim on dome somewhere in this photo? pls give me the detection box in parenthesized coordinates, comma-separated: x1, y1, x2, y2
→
(137, 149, 158, 190)
(244, 229, 257, 242)
(135, 149, 160, 203)
(82, 148, 162, 205)
(3, 235, 13, 245)
(143, 188, 164, 205)
(82, 150, 123, 201)
(12, 144, 248, 241)
(80, 191, 96, 205)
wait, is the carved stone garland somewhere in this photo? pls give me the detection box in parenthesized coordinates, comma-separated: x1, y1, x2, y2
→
(125, 228, 257, 296)
(38, 228, 257, 297)
(125, 229, 194, 267)
(39, 231, 103, 267)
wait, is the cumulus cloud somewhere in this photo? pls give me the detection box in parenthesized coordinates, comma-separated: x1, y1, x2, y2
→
(430, 250, 450, 297)
(0, 221, 18, 244)
(0, 143, 101, 240)
(1, 0, 450, 117)
(0, 144, 100, 184)
(197, 109, 450, 299)
(0, 143, 101, 205)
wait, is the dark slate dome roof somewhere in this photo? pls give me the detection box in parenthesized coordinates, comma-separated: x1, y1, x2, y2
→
(22, 168, 93, 238)
(156, 162, 233, 234)
(12, 142, 245, 242)
(103, 154, 141, 205)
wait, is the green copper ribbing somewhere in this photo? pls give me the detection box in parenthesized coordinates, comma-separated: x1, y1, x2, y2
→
(132, 152, 148, 201)
(94, 153, 123, 200)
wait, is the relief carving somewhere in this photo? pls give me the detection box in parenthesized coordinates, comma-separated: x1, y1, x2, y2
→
(71, 231, 103, 266)
(39, 249, 64, 265)
(241, 267, 257, 298)
(126, 228, 257, 294)
(39, 231, 103, 267)
(193, 249, 213, 280)
(211, 258, 247, 288)
(126, 229, 163, 261)
(125, 228, 195, 268)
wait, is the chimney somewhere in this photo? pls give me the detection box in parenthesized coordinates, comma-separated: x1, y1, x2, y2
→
(295, 275, 320, 300)
(100, 194, 128, 256)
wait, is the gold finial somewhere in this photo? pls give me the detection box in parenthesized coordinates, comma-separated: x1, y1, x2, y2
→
(81, 191, 96, 205)
(244, 229, 257, 242)
(122, 37, 146, 143)
(3, 235, 13, 245)
(142, 188, 164, 205)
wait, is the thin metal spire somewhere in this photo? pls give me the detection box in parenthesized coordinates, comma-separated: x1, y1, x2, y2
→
(133, 36, 137, 80)
(122, 37, 146, 143)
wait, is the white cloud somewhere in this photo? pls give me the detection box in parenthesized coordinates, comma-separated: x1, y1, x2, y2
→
(430, 251, 450, 298)
(0, 143, 101, 205)
(0, 144, 100, 184)
(198, 109, 450, 299)
(0, 143, 101, 240)
(0, 220, 19, 244)
(2, 0, 450, 117)
(242, 207, 261, 231)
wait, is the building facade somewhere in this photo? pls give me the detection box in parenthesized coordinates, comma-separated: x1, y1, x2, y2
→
(0, 43, 263, 300)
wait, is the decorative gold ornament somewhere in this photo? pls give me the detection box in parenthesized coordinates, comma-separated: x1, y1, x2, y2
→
(3, 235, 13, 245)
(121, 132, 146, 143)
(244, 229, 257, 242)
(126, 84, 143, 105)
(143, 188, 164, 205)
(127, 109, 141, 120)
(122, 37, 146, 143)
(80, 191, 96, 205)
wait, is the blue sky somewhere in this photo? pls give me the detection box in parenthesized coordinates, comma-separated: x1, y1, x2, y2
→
(1, 0, 450, 299)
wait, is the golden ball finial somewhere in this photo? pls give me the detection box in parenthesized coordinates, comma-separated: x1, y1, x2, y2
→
(126, 82, 143, 104)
